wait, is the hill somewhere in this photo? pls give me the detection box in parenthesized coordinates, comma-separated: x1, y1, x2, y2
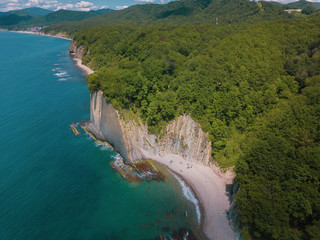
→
(285, 0, 320, 15)
(286, 0, 320, 9)
(44, 0, 295, 35)
(0, 7, 53, 16)
(13, 7, 53, 16)
(71, 14, 320, 239)
(0, 8, 114, 30)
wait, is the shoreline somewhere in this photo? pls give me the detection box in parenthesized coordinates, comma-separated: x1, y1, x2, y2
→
(67, 38, 235, 239)
(6, 30, 94, 76)
(8, 30, 72, 40)
(142, 152, 237, 240)
(71, 56, 95, 76)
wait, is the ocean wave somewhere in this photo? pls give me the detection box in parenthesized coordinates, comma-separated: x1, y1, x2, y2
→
(169, 170, 201, 225)
(58, 78, 67, 81)
(94, 141, 112, 151)
(54, 71, 69, 77)
(112, 153, 123, 161)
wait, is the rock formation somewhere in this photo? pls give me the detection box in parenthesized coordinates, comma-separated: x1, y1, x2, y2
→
(88, 91, 212, 165)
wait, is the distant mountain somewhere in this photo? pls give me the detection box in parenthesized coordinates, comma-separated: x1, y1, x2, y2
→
(0, 8, 114, 30)
(44, 0, 293, 35)
(14, 7, 53, 16)
(0, 7, 53, 17)
(0, 11, 34, 26)
(285, 0, 320, 15)
(286, 0, 320, 9)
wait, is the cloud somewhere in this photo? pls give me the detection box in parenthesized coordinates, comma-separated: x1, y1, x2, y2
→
(135, 0, 155, 2)
(1, 0, 20, 3)
(99, 5, 109, 9)
(115, 5, 128, 10)
(75, 1, 93, 8)
(0, 0, 98, 12)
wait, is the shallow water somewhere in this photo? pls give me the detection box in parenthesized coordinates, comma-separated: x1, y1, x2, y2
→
(0, 31, 201, 239)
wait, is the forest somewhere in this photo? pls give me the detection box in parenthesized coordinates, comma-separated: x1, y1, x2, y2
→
(68, 14, 320, 239)
(43, 0, 319, 35)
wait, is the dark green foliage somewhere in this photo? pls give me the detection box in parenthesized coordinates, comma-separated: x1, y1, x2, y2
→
(74, 16, 319, 162)
(71, 16, 320, 238)
(0, 12, 34, 26)
(285, 40, 320, 89)
(286, 0, 320, 15)
(235, 77, 320, 239)
(44, 0, 295, 36)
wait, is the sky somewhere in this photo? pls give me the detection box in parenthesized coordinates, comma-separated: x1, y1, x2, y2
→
(0, 0, 319, 12)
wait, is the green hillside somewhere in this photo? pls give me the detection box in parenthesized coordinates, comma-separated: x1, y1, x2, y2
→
(0, 8, 114, 30)
(44, 0, 294, 35)
(0, 11, 34, 26)
(286, 0, 320, 9)
(14, 7, 53, 16)
(26, 0, 320, 239)
(69, 14, 320, 239)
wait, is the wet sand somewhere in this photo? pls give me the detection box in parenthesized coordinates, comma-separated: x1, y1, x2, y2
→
(145, 152, 236, 240)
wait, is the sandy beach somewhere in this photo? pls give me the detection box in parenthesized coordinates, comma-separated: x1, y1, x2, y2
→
(68, 39, 235, 239)
(9, 30, 72, 40)
(73, 58, 94, 76)
(146, 152, 236, 240)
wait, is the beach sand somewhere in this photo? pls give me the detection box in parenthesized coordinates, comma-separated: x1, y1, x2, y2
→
(73, 58, 94, 76)
(67, 38, 235, 239)
(146, 152, 236, 240)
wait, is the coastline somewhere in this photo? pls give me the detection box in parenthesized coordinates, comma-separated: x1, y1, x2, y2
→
(142, 152, 236, 240)
(5, 30, 94, 76)
(68, 40, 235, 239)
(7, 30, 72, 40)
(72, 57, 94, 76)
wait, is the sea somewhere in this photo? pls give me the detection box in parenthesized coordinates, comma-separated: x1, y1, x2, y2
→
(0, 31, 202, 239)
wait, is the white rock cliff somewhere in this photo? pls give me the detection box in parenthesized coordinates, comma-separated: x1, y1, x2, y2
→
(88, 91, 212, 165)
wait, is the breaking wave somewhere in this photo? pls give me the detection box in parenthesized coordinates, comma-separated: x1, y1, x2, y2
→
(169, 170, 201, 225)
(54, 71, 69, 77)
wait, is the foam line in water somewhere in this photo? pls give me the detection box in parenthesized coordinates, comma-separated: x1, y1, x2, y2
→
(169, 170, 201, 225)
(54, 71, 69, 78)
(94, 141, 112, 151)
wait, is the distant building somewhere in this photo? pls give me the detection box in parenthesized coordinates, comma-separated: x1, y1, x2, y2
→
(284, 9, 302, 13)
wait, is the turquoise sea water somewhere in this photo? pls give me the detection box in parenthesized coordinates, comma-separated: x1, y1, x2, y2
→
(0, 31, 202, 239)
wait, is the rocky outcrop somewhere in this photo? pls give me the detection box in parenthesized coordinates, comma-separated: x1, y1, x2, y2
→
(69, 41, 84, 59)
(88, 91, 212, 165)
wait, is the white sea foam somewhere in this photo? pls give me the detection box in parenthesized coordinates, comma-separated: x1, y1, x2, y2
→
(54, 71, 69, 77)
(58, 78, 67, 81)
(169, 170, 201, 225)
(112, 153, 123, 162)
(94, 141, 112, 151)
(52, 67, 62, 72)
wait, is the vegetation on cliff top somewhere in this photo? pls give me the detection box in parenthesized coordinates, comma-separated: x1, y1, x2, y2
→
(71, 14, 320, 239)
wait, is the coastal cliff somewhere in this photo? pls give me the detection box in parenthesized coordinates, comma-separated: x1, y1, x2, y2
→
(88, 91, 212, 165)
(70, 40, 238, 239)
(69, 41, 84, 59)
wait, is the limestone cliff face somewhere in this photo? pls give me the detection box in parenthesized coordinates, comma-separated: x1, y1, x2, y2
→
(69, 41, 84, 59)
(88, 91, 129, 163)
(89, 91, 212, 165)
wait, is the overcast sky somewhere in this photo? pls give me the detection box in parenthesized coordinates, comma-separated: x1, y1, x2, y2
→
(0, 0, 319, 12)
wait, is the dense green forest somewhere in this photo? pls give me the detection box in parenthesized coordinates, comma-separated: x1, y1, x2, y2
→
(69, 12, 320, 239)
(43, 0, 301, 35)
